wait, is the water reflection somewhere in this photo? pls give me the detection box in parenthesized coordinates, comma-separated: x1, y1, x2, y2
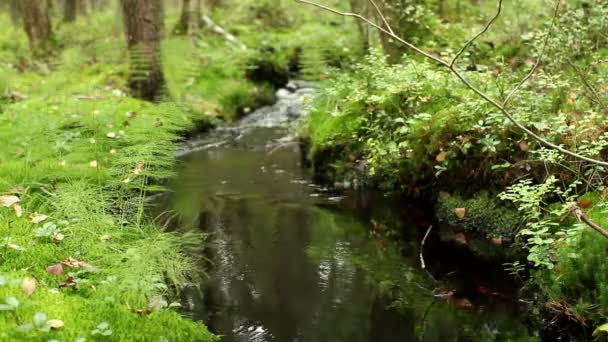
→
(164, 127, 536, 342)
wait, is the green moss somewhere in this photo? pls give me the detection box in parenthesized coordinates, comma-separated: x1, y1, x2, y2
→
(435, 192, 525, 240)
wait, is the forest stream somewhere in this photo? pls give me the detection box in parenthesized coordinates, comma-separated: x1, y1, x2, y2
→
(159, 83, 538, 341)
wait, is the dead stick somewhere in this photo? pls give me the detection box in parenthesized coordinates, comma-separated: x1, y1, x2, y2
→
(420, 225, 433, 269)
(569, 205, 608, 239)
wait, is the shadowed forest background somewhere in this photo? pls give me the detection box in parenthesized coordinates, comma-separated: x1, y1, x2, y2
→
(0, 0, 608, 341)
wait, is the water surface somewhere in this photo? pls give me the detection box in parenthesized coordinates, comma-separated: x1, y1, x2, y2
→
(163, 84, 537, 342)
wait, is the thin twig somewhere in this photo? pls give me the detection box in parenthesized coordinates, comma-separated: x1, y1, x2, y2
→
(295, 0, 608, 167)
(568, 60, 608, 113)
(420, 225, 433, 269)
(503, 0, 561, 107)
(569, 205, 608, 239)
(368, 0, 394, 35)
(450, 0, 503, 68)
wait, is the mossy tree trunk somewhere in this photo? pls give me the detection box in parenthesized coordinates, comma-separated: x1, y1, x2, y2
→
(64, 0, 77, 22)
(20, 0, 52, 57)
(173, 0, 202, 35)
(121, 0, 166, 102)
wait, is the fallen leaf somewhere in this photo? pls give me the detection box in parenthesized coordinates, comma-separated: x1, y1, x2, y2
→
(491, 236, 503, 245)
(61, 257, 94, 269)
(100, 234, 111, 241)
(20, 277, 36, 297)
(130, 307, 152, 316)
(454, 208, 466, 219)
(47, 319, 64, 329)
(53, 233, 65, 242)
(0, 195, 20, 207)
(13, 204, 23, 217)
(436, 151, 447, 162)
(450, 297, 475, 310)
(133, 162, 145, 175)
(7, 243, 24, 251)
(578, 198, 593, 209)
(89, 160, 98, 168)
(58, 276, 76, 288)
(452, 232, 467, 245)
(519, 140, 529, 152)
(30, 213, 48, 224)
(47, 264, 64, 276)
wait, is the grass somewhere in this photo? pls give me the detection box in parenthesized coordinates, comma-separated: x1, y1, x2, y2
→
(0, 93, 216, 341)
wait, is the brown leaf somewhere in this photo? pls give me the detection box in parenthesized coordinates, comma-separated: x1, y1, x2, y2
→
(13, 204, 23, 217)
(46, 264, 64, 276)
(454, 208, 466, 219)
(58, 276, 76, 288)
(519, 140, 529, 152)
(61, 257, 94, 269)
(130, 307, 152, 316)
(0, 195, 20, 207)
(47, 319, 64, 329)
(452, 232, 467, 245)
(578, 198, 593, 209)
(30, 213, 48, 224)
(436, 151, 447, 163)
(20, 276, 36, 297)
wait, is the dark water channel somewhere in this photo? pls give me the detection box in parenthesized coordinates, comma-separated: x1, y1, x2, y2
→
(162, 83, 538, 341)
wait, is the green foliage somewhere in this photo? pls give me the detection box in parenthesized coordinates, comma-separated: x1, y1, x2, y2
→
(534, 195, 608, 324)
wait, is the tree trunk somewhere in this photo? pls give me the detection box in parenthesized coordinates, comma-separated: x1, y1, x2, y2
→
(64, 0, 77, 22)
(121, 0, 166, 101)
(174, 0, 202, 35)
(9, 0, 21, 26)
(377, 0, 420, 64)
(20, 0, 52, 56)
(78, 0, 92, 15)
(348, 0, 370, 51)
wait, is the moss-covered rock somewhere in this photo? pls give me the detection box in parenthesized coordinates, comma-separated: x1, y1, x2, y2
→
(435, 192, 527, 261)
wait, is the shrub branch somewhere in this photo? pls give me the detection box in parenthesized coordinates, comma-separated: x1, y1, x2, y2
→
(295, 0, 608, 167)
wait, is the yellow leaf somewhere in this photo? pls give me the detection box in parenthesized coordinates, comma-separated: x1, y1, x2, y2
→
(454, 208, 466, 219)
(20, 276, 36, 297)
(30, 213, 48, 224)
(47, 319, 64, 329)
(436, 151, 447, 162)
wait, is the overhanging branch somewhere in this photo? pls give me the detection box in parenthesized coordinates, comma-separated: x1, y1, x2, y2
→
(296, 0, 608, 167)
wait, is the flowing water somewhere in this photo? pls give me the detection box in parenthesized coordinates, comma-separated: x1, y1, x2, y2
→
(161, 82, 537, 341)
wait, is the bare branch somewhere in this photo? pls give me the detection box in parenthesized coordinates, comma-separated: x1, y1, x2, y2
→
(503, 0, 561, 107)
(419, 225, 433, 269)
(450, 0, 503, 68)
(296, 0, 608, 167)
(569, 205, 608, 239)
(295, 0, 450, 67)
(368, 0, 394, 35)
